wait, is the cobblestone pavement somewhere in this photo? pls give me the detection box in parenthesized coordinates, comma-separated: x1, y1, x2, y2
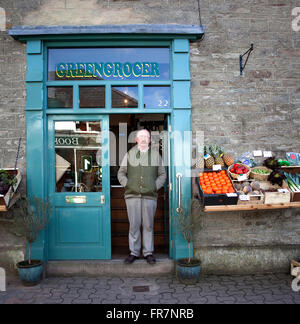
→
(0, 273, 299, 304)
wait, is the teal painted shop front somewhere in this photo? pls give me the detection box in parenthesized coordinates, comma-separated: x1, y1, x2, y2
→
(9, 25, 205, 263)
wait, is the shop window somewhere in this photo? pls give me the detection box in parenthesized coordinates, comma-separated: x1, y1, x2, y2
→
(48, 87, 73, 108)
(112, 86, 138, 108)
(79, 86, 105, 108)
(54, 121, 102, 192)
(48, 47, 170, 81)
(143, 86, 170, 108)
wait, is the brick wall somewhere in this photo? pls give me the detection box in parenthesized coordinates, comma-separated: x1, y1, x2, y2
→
(0, 0, 299, 273)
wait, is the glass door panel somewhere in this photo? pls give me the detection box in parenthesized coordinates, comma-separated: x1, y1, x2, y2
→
(55, 121, 103, 192)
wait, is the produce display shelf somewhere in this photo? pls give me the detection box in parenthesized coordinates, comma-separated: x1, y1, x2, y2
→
(0, 193, 21, 212)
(204, 202, 300, 212)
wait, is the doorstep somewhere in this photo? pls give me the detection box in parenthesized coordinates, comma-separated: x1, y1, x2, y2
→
(46, 257, 174, 277)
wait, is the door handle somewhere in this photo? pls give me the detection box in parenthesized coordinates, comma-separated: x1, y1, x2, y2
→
(176, 173, 183, 213)
(100, 195, 105, 204)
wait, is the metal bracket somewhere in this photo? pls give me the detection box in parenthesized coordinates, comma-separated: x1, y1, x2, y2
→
(240, 44, 254, 75)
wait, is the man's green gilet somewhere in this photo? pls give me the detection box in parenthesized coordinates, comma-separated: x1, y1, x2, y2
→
(125, 146, 159, 198)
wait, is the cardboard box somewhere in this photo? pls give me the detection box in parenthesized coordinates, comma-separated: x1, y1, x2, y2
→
(281, 166, 300, 202)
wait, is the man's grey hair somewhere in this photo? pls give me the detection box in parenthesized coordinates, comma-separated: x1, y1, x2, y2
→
(136, 129, 150, 138)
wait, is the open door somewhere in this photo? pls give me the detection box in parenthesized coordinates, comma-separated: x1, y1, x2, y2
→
(47, 116, 111, 260)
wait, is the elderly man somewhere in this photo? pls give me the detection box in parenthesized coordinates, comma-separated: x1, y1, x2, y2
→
(117, 129, 166, 264)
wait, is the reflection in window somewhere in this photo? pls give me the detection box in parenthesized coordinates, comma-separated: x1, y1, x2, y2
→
(48, 87, 73, 108)
(143, 86, 170, 108)
(112, 86, 138, 108)
(80, 86, 105, 108)
(55, 121, 102, 192)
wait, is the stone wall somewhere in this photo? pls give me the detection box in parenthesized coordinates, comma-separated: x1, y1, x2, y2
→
(0, 0, 299, 273)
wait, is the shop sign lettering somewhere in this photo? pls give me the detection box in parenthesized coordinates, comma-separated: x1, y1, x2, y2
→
(56, 62, 160, 79)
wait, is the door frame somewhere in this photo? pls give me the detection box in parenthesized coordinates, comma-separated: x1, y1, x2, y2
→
(25, 38, 193, 263)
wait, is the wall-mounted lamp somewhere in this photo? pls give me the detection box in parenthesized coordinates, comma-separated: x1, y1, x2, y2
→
(240, 44, 254, 75)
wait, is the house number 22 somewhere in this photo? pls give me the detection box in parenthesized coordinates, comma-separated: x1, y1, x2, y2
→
(158, 100, 169, 107)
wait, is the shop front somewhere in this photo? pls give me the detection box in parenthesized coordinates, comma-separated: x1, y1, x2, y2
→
(9, 25, 205, 262)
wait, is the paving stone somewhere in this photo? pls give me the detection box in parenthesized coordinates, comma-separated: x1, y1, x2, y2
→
(143, 297, 161, 303)
(157, 299, 175, 304)
(38, 298, 63, 304)
(61, 298, 77, 304)
(188, 297, 208, 304)
(91, 298, 103, 304)
(205, 296, 219, 304)
(216, 296, 237, 303)
(3, 297, 24, 304)
(101, 299, 121, 304)
(72, 299, 92, 304)
(172, 292, 191, 299)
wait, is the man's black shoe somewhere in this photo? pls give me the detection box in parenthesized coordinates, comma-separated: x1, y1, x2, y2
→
(145, 254, 156, 264)
(124, 255, 138, 264)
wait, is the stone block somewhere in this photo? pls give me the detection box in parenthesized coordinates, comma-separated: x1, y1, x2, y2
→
(194, 246, 300, 274)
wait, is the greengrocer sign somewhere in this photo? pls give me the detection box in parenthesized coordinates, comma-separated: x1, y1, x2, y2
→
(56, 62, 160, 79)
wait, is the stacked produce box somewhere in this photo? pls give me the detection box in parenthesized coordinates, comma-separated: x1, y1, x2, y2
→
(196, 146, 300, 206)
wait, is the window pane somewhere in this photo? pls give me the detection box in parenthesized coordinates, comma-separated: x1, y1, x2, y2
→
(143, 86, 170, 108)
(80, 86, 105, 108)
(55, 121, 102, 192)
(48, 48, 170, 81)
(48, 87, 73, 108)
(112, 86, 138, 108)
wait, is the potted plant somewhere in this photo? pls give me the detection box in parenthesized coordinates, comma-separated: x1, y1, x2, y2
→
(0, 169, 17, 195)
(10, 196, 52, 286)
(176, 198, 203, 284)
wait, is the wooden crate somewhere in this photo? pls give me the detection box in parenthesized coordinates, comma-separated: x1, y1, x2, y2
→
(291, 260, 300, 277)
(281, 166, 300, 174)
(259, 180, 291, 205)
(281, 166, 300, 202)
(232, 180, 264, 205)
(0, 169, 22, 212)
(237, 192, 264, 205)
(291, 191, 300, 202)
